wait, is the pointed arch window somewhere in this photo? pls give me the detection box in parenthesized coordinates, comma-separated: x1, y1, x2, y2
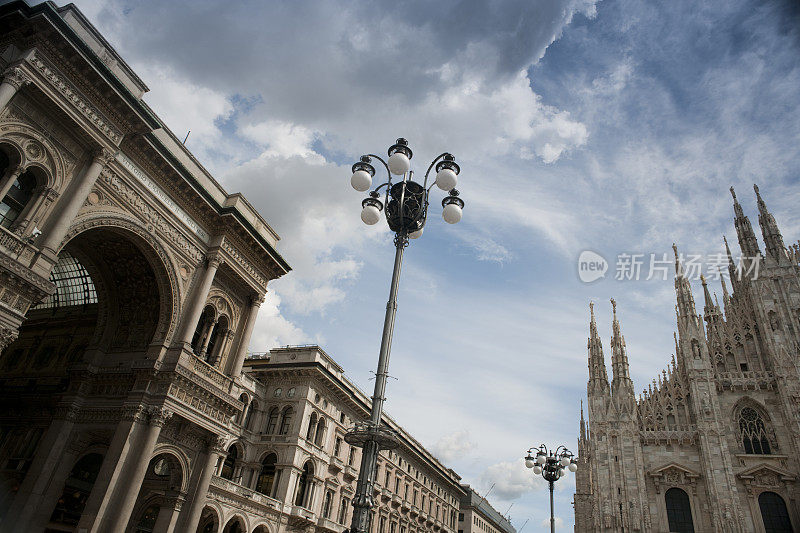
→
(665, 488, 694, 533)
(739, 407, 772, 455)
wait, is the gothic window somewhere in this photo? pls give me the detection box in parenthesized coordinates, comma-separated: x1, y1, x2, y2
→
(279, 406, 294, 435)
(306, 412, 318, 441)
(738, 407, 772, 455)
(295, 461, 313, 507)
(221, 445, 238, 480)
(244, 400, 258, 431)
(49, 453, 103, 526)
(315, 417, 326, 446)
(32, 252, 97, 309)
(256, 453, 277, 496)
(758, 491, 792, 532)
(665, 488, 694, 533)
(266, 407, 279, 434)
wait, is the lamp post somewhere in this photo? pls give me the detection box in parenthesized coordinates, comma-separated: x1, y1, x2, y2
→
(524, 444, 578, 533)
(344, 138, 465, 533)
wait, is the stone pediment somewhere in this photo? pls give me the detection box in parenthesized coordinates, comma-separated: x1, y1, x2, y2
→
(648, 463, 700, 492)
(737, 463, 796, 487)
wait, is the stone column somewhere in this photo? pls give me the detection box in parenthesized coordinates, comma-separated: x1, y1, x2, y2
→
(176, 435, 226, 532)
(0, 166, 23, 202)
(178, 255, 222, 345)
(197, 318, 217, 358)
(38, 148, 115, 255)
(2, 407, 78, 531)
(0, 67, 30, 112)
(229, 295, 264, 377)
(78, 405, 150, 532)
(99, 407, 172, 532)
(152, 491, 184, 533)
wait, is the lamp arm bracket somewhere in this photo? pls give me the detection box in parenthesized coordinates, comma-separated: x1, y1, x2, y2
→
(422, 153, 451, 190)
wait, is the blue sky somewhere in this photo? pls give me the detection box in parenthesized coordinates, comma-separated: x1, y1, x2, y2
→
(57, 0, 800, 529)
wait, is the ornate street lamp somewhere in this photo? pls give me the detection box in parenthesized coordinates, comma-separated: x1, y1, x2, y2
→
(524, 444, 578, 533)
(345, 138, 465, 533)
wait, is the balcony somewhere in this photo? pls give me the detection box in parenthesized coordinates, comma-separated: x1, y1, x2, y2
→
(318, 517, 346, 533)
(343, 464, 358, 481)
(288, 505, 316, 528)
(381, 488, 391, 502)
(400, 499, 410, 511)
(391, 494, 401, 507)
(208, 476, 282, 512)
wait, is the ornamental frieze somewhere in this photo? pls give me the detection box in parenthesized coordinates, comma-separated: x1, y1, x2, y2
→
(26, 53, 123, 143)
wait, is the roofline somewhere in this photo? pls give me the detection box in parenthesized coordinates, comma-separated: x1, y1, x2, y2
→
(1, 0, 291, 275)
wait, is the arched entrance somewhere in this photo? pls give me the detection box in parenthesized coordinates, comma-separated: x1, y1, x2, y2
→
(126, 453, 185, 532)
(196, 506, 220, 533)
(48, 452, 104, 528)
(759, 491, 792, 533)
(223, 516, 246, 533)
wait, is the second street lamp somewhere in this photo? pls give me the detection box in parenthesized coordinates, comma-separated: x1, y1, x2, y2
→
(525, 444, 578, 533)
(344, 138, 465, 533)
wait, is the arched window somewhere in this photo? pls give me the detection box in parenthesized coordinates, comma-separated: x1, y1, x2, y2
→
(134, 504, 160, 533)
(739, 407, 772, 455)
(665, 487, 694, 533)
(266, 407, 279, 434)
(279, 407, 293, 435)
(315, 418, 326, 447)
(323, 490, 333, 518)
(191, 306, 216, 355)
(0, 168, 35, 229)
(50, 453, 104, 526)
(759, 491, 792, 532)
(306, 412, 318, 441)
(245, 400, 258, 431)
(295, 461, 314, 507)
(221, 445, 238, 481)
(32, 251, 97, 309)
(206, 315, 229, 366)
(256, 453, 278, 496)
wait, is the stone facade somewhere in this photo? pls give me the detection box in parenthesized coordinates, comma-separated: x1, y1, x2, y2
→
(457, 485, 515, 533)
(0, 2, 291, 532)
(575, 187, 800, 532)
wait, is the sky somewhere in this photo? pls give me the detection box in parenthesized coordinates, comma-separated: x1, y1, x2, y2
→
(41, 0, 800, 529)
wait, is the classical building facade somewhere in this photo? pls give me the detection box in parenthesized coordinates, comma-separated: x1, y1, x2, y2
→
(456, 485, 515, 533)
(574, 187, 800, 532)
(0, 1, 292, 532)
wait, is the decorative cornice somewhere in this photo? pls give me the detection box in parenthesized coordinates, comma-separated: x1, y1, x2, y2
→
(26, 53, 123, 143)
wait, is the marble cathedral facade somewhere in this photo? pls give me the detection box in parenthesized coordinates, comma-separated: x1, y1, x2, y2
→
(574, 187, 800, 532)
(0, 3, 467, 533)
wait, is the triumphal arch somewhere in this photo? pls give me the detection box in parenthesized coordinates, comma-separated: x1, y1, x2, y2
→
(0, 2, 291, 531)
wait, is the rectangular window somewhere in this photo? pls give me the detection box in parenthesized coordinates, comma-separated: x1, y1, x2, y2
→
(404, 484, 409, 500)
(380, 517, 386, 533)
(395, 478, 400, 493)
(339, 498, 350, 524)
(335, 437, 342, 457)
(459, 513, 464, 522)
(348, 447, 355, 466)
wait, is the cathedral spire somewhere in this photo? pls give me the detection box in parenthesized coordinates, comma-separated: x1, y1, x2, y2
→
(673, 244, 697, 319)
(579, 400, 586, 442)
(754, 184, 787, 262)
(730, 187, 760, 258)
(587, 302, 609, 394)
(610, 299, 635, 411)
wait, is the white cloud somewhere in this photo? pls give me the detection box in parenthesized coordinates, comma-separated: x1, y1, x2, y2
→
(480, 459, 544, 501)
(431, 430, 477, 463)
(249, 291, 310, 350)
(540, 517, 564, 529)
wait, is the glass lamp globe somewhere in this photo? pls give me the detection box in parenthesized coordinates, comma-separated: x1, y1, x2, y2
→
(442, 203, 462, 224)
(536, 454, 546, 465)
(436, 168, 458, 191)
(533, 465, 543, 475)
(409, 228, 423, 239)
(560, 457, 571, 467)
(361, 205, 382, 225)
(524, 458, 535, 469)
(388, 152, 410, 175)
(569, 462, 578, 472)
(351, 170, 372, 192)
